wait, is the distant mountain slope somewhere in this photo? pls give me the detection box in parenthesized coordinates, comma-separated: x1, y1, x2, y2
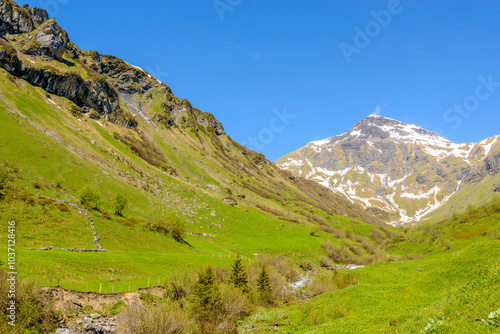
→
(276, 115, 500, 225)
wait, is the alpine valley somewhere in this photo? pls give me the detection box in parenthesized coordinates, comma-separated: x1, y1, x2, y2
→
(0, 1, 499, 334)
(277, 115, 500, 225)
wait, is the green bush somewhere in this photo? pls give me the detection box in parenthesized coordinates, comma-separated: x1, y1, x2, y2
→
(168, 214, 186, 241)
(79, 185, 101, 209)
(103, 300, 126, 316)
(113, 194, 128, 216)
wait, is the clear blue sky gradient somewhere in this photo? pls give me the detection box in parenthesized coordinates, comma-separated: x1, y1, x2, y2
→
(24, 0, 500, 161)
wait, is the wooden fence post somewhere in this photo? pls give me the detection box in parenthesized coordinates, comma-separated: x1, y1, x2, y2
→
(129, 282, 131, 292)
(86, 282, 88, 292)
(99, 283, 102, 294)
(112, 285, 114, 293)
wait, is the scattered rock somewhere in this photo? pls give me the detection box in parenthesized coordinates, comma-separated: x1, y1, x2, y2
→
(108, 268, 116, 273)
(223, 197, 237, 206)
(417, 268, 423, 272)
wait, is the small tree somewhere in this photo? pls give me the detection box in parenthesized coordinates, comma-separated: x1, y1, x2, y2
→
(228, 256, 249, 293)
(190, 267, 220, 322)
(168, 214, 186, 241)
(113, 194, 128, 216)
(79, 185, 101, 210)
(257, 265, 272, 297)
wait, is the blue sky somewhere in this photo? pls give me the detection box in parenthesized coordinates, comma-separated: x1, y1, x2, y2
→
(24, 0, 500, 160)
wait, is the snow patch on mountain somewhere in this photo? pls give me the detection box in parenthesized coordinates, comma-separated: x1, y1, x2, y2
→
(400, 186, 440, 200)
(278, 158, 304, 168)
(480, 136, 499, 157)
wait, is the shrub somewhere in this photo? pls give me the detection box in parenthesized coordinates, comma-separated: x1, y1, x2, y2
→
(168, 214, 186, 241)
(321, 241, 357, 264)
(319, 256, 333, 268)
(309, 226, 320, 236)
(103, 300, 126, 316)
(120, 302, 197, 334)
(79, 185, 101, 209)
(165, 270, 191, 303)
(117, 217, 140, 228)
(144, 221, 170, 235)
(369, 228, 387, 245)
(113, 194, 128, 216)
(319, 225, 346, 238)
(255, 254, 299, 282)
(139, 292, 158, 305)
(31, 180, 43, 189)
(0, 270, 58, 333)
(299, 259, 314, 271)
(218, 284, 252, 320)
(56, 203, 71, 212)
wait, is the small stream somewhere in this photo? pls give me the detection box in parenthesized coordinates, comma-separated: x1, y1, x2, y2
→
(290, 277, 311, 290)
(289, 264, 365, 290)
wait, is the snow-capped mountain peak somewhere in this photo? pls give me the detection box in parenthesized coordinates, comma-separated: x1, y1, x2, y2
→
(277, 115, 500, 225)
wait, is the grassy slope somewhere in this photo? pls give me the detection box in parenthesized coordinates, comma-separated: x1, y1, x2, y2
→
(240, 199, 500, 333)
(424, 173, 500, 223)
(0, 66, 384, 293)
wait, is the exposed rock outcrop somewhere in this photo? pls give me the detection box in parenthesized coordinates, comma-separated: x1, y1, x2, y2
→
(0, 48, 121, 116)
(0, 0, 36, 35)
(17, 18, 69, 56)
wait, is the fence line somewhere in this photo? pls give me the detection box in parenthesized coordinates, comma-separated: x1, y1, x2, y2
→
(29, 254, 256, 294)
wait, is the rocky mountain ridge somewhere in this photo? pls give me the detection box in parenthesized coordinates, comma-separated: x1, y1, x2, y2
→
(277, 115, 500, 225)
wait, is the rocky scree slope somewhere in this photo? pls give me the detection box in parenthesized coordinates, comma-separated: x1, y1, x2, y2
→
(277, 115, 500, 225)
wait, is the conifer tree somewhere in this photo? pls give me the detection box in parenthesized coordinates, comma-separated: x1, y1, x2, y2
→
(228, 256, 249, 293)
(191, 267, 220, 321)
(257, 265, 272, 296)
